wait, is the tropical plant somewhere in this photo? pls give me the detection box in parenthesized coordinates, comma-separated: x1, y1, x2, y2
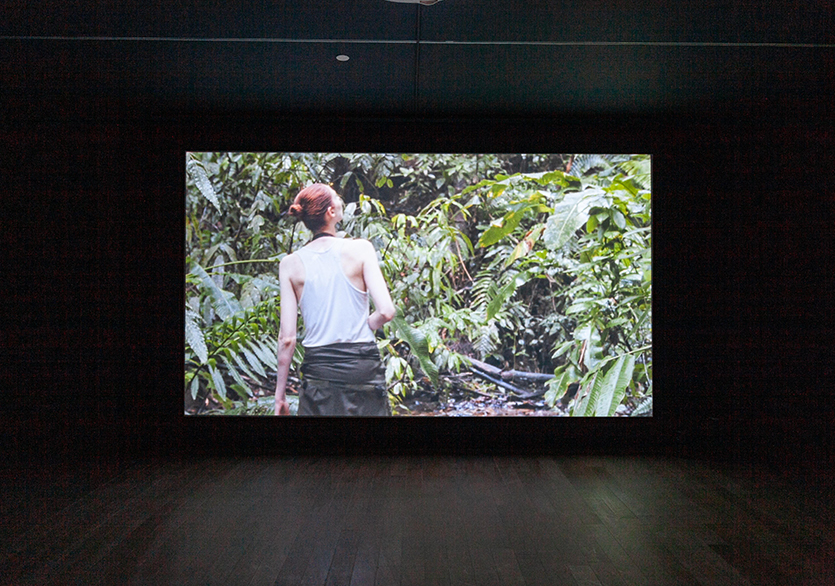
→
(185, 151, 651, 416)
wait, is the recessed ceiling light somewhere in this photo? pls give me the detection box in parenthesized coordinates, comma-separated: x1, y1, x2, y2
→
(336, 54, 350, 62)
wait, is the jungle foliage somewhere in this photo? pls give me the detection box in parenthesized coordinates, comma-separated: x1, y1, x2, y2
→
(185, 152, 652, 416)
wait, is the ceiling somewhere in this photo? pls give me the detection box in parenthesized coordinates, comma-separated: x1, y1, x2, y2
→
(2, 1, 833, 119)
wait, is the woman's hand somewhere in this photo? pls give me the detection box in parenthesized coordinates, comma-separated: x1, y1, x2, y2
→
(275, 394, 290, 416)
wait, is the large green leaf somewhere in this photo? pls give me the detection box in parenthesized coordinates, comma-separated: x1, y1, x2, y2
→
(594, 354, 635, 416)
(542, 187, 604, 250)
(572, 354, 635, 416)
(545, 368, 572, 408)
(391, 316, 439, 387)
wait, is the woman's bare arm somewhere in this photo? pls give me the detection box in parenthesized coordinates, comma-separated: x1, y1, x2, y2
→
(275, 255, 300, 415)
(361, 240, 396, 330)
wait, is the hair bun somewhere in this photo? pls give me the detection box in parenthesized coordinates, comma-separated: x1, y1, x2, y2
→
(288, 203, 304, 217)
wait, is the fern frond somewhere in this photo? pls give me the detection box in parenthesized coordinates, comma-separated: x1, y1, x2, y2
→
(231, 346, 265, 382)
(471, 270, 499, 313)
(471, 255, 508, 315)
(571, 154, 611, 177)
(242, 345, 267, 378)
(251, 337, 278, 371)
(474, 322, 499, 359)
(185, 309, 208, 364)
(190, 263, 242, 321)
(617, 156, 652, 190)
(208, 364, 227, 400)
(632, 396, 653, 416)
(187, 159, 222, 212)
(221, 355, 253, 397)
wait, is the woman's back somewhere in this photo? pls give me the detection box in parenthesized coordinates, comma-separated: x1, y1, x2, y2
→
(294, 238, 375, 348)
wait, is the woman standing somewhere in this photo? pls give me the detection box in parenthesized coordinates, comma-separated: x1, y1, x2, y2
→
(274, 184, 396, 416)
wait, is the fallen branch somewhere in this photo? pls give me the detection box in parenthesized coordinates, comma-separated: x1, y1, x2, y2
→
(462, 356, 550, 399)
(465, 356, 555, 382)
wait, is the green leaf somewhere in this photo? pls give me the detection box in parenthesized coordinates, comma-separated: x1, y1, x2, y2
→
(231, 347, 263, 382)
(505, 225, 545, 268)
(248, 214, 265, 233)
(187, 159, 222, 213)
(222, 355, 253, 397)
(486, 271, 531, 321)
(478, 209, 525, 247)
(242, 345, 268, 378)
(545, 369, 571, 408)
(209, 364, 227, 400)
(572, 373, 597, 416)
(543, 188, 604, 250)
(189, 372, 200, 400)
(490, 183, 508, 197)
(252, 338, 278, 370)
(185, 309, 208, 364)
(190, 263, 242, 321)
(390, 316, 439, 387)
(247, 339, 274, 372)
(594, 354, 635, 416)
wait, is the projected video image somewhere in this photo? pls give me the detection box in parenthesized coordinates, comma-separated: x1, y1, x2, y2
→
(185, 153, 652, 416)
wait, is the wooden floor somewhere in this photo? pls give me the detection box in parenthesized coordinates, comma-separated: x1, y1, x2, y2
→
(2, 456, 833, 586)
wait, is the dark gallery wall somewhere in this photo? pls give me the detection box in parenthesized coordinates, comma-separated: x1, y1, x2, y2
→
(3, 107, 832, 472)
(2, 0, 833, 474)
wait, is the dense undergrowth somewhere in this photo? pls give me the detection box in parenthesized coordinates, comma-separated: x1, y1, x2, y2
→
(185, 152, 652, 416)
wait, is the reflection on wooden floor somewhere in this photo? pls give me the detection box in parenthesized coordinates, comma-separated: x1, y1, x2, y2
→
(2, 456, 833, 585)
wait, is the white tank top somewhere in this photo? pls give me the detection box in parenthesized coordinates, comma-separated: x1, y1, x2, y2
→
(295, 238, 375, 348)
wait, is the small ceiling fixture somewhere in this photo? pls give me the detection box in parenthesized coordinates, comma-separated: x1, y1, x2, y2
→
(336, 54, 350, 62)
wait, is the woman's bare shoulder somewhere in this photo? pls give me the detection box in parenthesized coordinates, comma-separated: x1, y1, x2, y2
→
(343, 237, 377, 256)
(279, 252, 303, 274)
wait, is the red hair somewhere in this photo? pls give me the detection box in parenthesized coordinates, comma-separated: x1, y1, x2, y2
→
(288, 183, 337, 232)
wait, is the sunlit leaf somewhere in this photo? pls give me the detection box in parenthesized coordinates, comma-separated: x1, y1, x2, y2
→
(185, 309, 208, 364)
(594, 354, 635, 416)
(505, 225, 545, 268)
(187, 159, 222, 213)
(542, 188, 605, 250)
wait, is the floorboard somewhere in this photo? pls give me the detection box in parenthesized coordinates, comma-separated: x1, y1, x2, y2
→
(3, 456, 832, 586)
